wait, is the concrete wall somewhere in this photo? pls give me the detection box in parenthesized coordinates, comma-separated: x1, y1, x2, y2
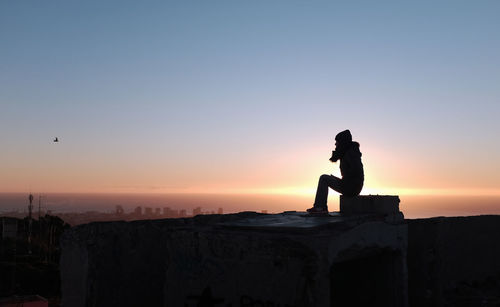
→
(407, 215, 500, 307)
(60, 212, 408, 307)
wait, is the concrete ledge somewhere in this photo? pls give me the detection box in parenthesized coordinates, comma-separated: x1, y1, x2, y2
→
(340, 195, 400, 215)
(60, 212, 408, 307)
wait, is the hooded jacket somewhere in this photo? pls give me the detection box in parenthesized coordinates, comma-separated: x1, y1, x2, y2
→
(333, 130, 364, 195)
(339, 141, 364, 191)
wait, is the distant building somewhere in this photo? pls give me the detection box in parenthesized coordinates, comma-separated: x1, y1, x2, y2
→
(163, 207, 171, 216)
(134, 206, 142, 216)
(145, 207, 153, 216)
(193, 207, 202, 216)
(179, 209, 187, 217)
(1, 217, 18, 239)
(217, 208, 223, 214)
(165, 209, 179, 218)
(163, 207, 179, 217)
(155, 208, 161, 215)
(115, 205, 124, 215)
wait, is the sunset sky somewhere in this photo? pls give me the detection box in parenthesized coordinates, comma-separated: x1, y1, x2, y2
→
(1, 1, 500, 197)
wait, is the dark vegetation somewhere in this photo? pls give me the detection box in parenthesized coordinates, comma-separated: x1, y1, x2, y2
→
(0, 215, 70, 306)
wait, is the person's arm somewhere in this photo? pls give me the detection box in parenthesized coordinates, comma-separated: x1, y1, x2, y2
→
(329, 150, 340, 162)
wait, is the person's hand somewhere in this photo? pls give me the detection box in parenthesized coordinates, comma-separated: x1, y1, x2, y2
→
(329, 151, 336, 162)
(330, 150, 340, 162)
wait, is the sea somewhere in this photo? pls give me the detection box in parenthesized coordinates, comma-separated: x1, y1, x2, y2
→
(0, 192, 499, 219)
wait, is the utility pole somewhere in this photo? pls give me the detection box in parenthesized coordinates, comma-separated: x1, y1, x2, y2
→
(28, 194, 33, 254)
(38, 195, 42, 220)
(38, 195, 43, 252)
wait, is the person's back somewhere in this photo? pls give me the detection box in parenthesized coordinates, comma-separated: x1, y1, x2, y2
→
(339, 140, 364, 196)
(307, 130, 364, 213)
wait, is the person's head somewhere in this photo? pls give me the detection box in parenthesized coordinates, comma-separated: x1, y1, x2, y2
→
(335, 129, 352, 147)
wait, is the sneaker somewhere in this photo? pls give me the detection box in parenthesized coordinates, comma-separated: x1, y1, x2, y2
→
(306, 206, 328, 214)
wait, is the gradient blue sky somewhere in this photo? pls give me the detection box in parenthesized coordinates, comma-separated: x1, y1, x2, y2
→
(1, 1, 499, 195)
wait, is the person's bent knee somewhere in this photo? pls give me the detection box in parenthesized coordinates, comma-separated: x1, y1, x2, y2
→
(320, 174, 330, 181)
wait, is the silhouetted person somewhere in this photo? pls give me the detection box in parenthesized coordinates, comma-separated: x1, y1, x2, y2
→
(53, 137, 59, 142)
(307, 130, 364, 213)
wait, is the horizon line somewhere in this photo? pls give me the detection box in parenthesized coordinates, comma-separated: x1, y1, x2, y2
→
(1, 187, 500, 197)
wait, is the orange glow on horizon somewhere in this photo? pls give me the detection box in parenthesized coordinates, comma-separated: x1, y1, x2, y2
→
(2, 141, 499, 198)
(90, 186, 500, 197)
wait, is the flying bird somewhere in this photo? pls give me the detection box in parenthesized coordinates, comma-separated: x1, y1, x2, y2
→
(53, 137, 59, 142)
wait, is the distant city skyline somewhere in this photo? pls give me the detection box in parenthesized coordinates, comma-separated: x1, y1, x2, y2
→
(1, 1, 500, 198)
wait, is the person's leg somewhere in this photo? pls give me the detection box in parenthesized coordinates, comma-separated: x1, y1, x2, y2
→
(342, 182, 363, 197)
(313, 174, 342, 208)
